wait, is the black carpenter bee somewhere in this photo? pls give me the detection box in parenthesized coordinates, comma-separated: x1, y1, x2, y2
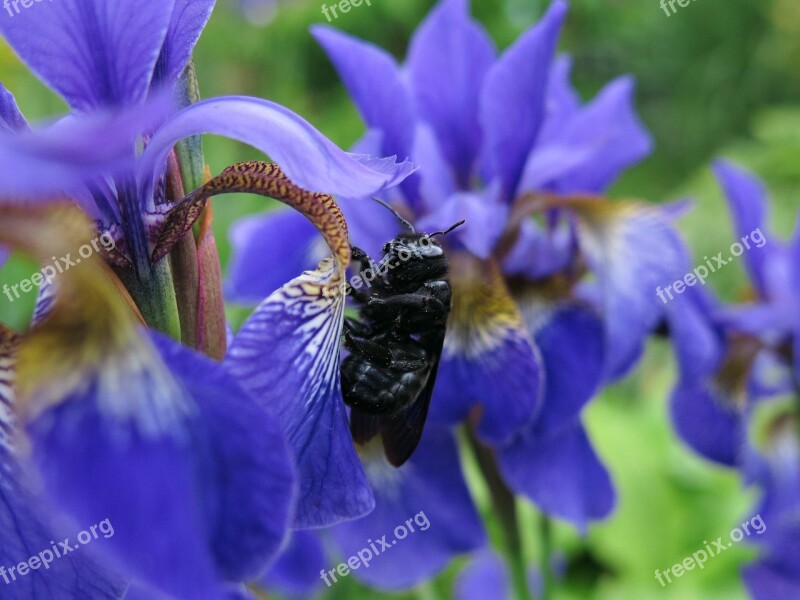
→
(341, 199, 465, 467)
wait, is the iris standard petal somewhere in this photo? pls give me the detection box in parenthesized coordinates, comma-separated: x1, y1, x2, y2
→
(528, 77, 652, 195)
(311, 26, 416, 164)
(0, 0, 176, 110)
(413, 123, 458, 213)
(138, 97, 415, 210)
(498, 421, 615, 531)
(428, 256, 543, 444)
(0, 84, 28, 132)
(479, 0, 567, 200)
(712, 160, 773, 296)
(226, 209, 323, 304)
(154, 0, 217, 89)
(330, 429, 486, 590)
(406, 0, 496, 186)
(502, 218, 574, 280)
(260, 531, 326, 599)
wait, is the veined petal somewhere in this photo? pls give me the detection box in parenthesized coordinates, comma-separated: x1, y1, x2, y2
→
(498, 421, 615, 530)
(407, 0, 496, 185)
(330, 429, 486, 590)
(414, 123, 457, 213)
(479, 0, 567, 200)
(225, 257, 373, 528)
(154, 0, 217, 89)
(428, 255, 543, 444)
(0, 84, 29, 132)
(0, 0, 176, 110)
(138, 96, 415, 209)
(570, 199, 688, 378)
(501, 218, 574, 280)
(220, 167, 373, 527)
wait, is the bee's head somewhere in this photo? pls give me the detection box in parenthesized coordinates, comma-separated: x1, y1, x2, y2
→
(383, 234, 444, 260)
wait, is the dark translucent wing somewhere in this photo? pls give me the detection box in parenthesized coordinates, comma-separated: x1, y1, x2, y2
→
(350, 407, 382, 445)
(380, 332, 445, 466)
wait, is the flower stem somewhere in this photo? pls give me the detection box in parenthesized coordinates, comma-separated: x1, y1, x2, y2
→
(538, 513, 553, 600)
(466, 427, 532, 600)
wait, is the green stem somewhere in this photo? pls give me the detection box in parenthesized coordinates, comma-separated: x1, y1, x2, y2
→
(538, 513, 553, 600)
(117, 260, 182, 339)
(466, 427, 532, 600)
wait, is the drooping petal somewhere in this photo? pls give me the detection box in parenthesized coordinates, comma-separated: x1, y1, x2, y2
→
(0, 84, 29, 132)
(570, 199, 689, 378)
(138, 96, 415, 210)
(153, 0, 217, 90)
(516, 296, 605, 437)
(260, 531, 326, 599)
(218, 166, 373, 527)
(479, 0, 567, 200)
(226, 209, 323, 304)
(428, 255, 543, 444)
(669, 382, 744, 466)
(0, 327, 128, 600)
(498, 421, 615, 530)
(330, 429, 486, 590)
(664, 286, 724, 384)
(712, 160, 773, 296)
(0, 0, 176, 110)
(407, 0, 496, 185)
(3, 204, 292, 599)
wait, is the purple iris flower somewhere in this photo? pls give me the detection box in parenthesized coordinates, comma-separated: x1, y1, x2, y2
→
(0, 0, 413, 597)
(664, 161, 800, 597)
(228, 0, 685, 530)
(667, 161, 796, 467)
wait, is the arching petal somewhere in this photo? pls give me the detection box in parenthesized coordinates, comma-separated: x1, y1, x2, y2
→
(0, 84, 29, 132)
(138, 96, 415, 210)
(498, 421, 615, 531)
(154, 0, 217, 89)
(0, 0, 176, 110)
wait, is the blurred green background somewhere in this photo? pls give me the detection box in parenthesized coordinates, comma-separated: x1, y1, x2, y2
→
(2, 0, 799, 598)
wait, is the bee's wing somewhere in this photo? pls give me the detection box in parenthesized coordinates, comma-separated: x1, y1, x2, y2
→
(379, 331, 444, 467)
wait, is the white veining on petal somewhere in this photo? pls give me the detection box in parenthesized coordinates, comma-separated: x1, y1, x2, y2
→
(0, 349, 16, 453)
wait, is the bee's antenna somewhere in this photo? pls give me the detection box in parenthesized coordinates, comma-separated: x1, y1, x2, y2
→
(430, 219, 466, 237)
(370, 197, 416, 233)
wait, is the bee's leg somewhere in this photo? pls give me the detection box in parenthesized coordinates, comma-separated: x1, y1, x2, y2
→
(368, 291, 447, 315)
(349, 246, 383, 302)
(342, 327, 393, 368)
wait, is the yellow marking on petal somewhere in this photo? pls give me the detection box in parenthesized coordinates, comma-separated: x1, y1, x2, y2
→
(0, 204, 190, 432)
(445, 253, 529, 358)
